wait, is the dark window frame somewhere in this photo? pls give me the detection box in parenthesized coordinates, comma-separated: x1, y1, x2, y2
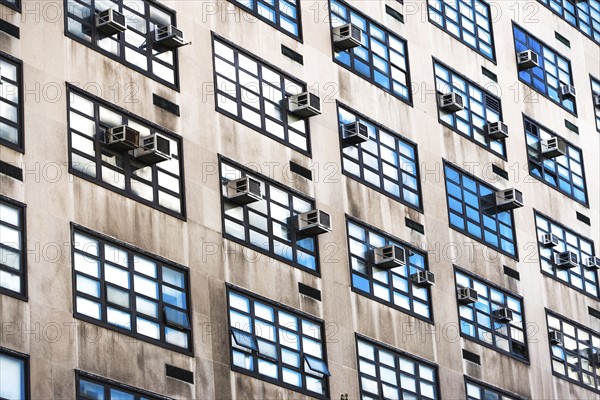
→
(0, 51, 24, 153)
(75, 370, 173, 400)
(226, 283, 330, 399)
(226, 0, 303, 42)
(70, 223, 194, 356)
(0, 0, 20, 12)
(536, 0, 600, 45)
(345, 215, 433, 324)
(464, 376, 527, 400)
(0, 346, 30, 400)
(0, 194, 27, 301)
(336, 102, 423, 211)
(591, 75, 600, 133)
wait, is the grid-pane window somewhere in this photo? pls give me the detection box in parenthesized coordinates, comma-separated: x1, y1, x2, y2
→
(535, 212, 597, 297)
(592, 77, 600, 132)
(220, 158, 319, 272)
(0, 53, 23, 150)
(444, 163, 517, 257)
(0, 197, 25, 298)
(227, 286, 330, 398)
(67, 87, 184, 216)
(212, 36, 310, 153)
(356, 336, 438, 400)
(434, 61, 505, 157)
(428, 0, 495, 60)
(0, 348, 28, 400)
(65, 0, 179, 87)
(513, 24, 576, 114)
(538, 0, 600, 44)
(72, 228, 192, 353)
(524, 117, 587, 204)
(465, 378, 524, 400)
(329, 0, 412, 103)
(0, 0, 19, 10)
(338, 105, 421, 209)
(347, 218, 432, 321)
(77, 371, 170, 400)
(228, 0, 301, 39)
(455, 268, 528, 360)
(547, 311, 600, 393)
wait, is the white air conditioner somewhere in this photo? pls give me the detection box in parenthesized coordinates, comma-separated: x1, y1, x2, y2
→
(439, 92, 464, 112)
(342, 121, 369, 145)
(288, 92, 321, 118)
(154, 25, 189, 50)
(486, 121, 509, 140)
(541, 137, 567, 158)
(560, 84, 576, 100)
(133, 133, 171, 164)
(226, 176, 262, 205)
(410, 271, 435, 287)
(594, 94, 600, 109)
(457, 287, 478, 304)
(296, 210, 331, 236)
(494, 188, 524, 211)
(549, 330, 563, 345)
(332, 23, 362, 51)
(541, 233, 559, 248)
(105, 125, 140, 151)
(95, 8, 127, 36)
(584, 256, 600, 270)
(517, 50, 539, 70)
(554, 251, 578, 269)
(374, 245, 406, 269)
(493, 308, 513, 323)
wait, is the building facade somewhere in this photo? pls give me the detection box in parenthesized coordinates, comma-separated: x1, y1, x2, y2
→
(1, 0, 599, 398)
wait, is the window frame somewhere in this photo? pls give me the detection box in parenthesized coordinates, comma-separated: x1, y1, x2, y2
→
(536, 0, 600, 45)
(0, 194, 27, 301)
(62, 0, 181, 90)
(523, 115, 589, 206)
(0, 51, 24, 153)
(75, 370, 173, 400)
(464, 376, 527, 400)
(226, 284, 331, 399)
(336, 102, 423, 211)
(345, 215, 433, 323)
(0, 0, 20, 12)
(226, 0, 303, 42)
(70, 223, 194, 356)
(66, 84, 186, 220)
(591, 75, 600, 133)
(453, 266, 529, 363)
(0, 346, 30, 400)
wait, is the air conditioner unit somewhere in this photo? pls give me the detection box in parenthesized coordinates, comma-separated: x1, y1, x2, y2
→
(288, 92, 321, 118)
(342, 121, 369, 145)
(105, 125, 140, 151)
(541, 137, 567, 158)
(560, 84, 576, 100)
(494, 188, 524, 211)
(493, 308, 513, 323)
(439, 92, 464, 112)
(373, 245, 406, 269)
(486, 121, 509, 140)
(133, 133, 171, 164)
(541, 233, 559, 248)
(226, 177, 262, 205)
(154, 25, 188, 50)
(548, 330, 563, 345)
(332, 23, 362, 51)
(457, 287, 478, 304)
(95, 8, 127, 36)
(594, 94, 600, 109)
(410, 271, 435, 287)
(296, 210, 332, 236)
(517, 50, 539, 70)
(584, 256, 600, 270)
(554, 251, 578, 269)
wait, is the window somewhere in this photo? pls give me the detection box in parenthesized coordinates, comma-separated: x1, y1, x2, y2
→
(592, 76, 600, 132)
(0, 347, 29, 400)
(434, 61, 506, 157)
(524, 116, 588, 205)
(0, 52, 23, 151)
(65, 0, 180, 87)
(77, 371, 171, 400)
(443, 163, 517, 257)
(338, 104, 422, 209)
(454, 268, 528, 361)
(71, 226, 192, 353)
(356, 335, 439, 399)
(537, 0, 600, 45)
(228, 0, 301, 39)
(0, 196, 26, 299)
(227, 285, 330, 398)
(0, 0, 19, 11)
(219, 157, 320, 273)
(428, 0, 495, 60)
(329, 0, 412, 103)
(547, 310, 600, 393)
(347, 218, 432, 321)
(465, 377, 525, 400)
(67, 86, 184, 217)
(534, 212, 597, 298)
(513, 24, 576, 114)
(212, 35, 311, 154)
